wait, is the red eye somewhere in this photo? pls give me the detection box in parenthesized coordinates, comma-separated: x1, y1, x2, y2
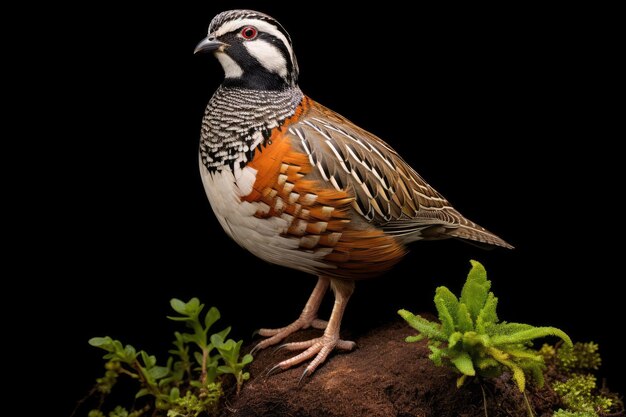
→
(241, 26, 258, 40)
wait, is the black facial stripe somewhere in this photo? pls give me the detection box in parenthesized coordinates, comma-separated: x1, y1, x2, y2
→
(257, 32, 295, 79)
(258, 18, 293, 49)
(218, 32, 288, 90)
(208, 10, 298, 90)
(219, 30, 294, 79)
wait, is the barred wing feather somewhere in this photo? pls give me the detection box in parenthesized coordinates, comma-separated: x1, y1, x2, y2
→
(287, 100, 512, 249)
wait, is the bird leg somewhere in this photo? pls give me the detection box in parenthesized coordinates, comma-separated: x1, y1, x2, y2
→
(251, 276, 330, 354)
(267, 278, 356, 377)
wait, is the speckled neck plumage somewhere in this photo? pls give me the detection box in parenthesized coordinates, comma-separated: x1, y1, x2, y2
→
(200, 86, 304, 172)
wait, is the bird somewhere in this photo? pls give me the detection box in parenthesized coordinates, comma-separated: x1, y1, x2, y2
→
(194, 9, 512, 378)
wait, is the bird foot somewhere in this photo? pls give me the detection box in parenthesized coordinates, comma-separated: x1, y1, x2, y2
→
(251, 317, 328, 354)
(268, 335, 356, 377)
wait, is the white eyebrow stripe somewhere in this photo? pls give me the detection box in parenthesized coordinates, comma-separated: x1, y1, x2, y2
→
(214, 19, 293, 60)
(244, 39, 287, 77)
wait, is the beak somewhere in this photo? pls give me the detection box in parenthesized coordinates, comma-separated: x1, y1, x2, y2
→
(194, 36, 227, 54)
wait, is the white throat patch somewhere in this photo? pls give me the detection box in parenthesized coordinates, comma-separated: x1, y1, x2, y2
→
(216, 52, 243, 78)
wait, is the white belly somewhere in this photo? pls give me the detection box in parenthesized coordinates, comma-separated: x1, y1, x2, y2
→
(199, 159, 333, 275)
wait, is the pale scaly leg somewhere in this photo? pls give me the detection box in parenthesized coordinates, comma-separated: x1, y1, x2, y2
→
(251, 276, 330, 354)
(268, 278, 356, 378)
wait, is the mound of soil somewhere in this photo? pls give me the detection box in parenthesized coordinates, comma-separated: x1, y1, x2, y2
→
(221, 320, 564, 417)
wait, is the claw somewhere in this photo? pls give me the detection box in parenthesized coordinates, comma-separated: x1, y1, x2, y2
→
(298, 368, 309, 385)
(273, 344, 289, 354)
(266, 363, 284, 377)
(251, 329, 261, 338)
(250, 343, 263, 356)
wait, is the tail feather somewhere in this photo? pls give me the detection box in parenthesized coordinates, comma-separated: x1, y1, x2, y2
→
(447, 224, 514, 249)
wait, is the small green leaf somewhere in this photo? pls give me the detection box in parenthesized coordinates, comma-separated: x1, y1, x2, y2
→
(193, 351, 203, 366)
(218, 365, 234, 374)
(135, 388, 150, 399)
(124, 344, 137, 359)
(148, 366, 169, 380)
(140, 351, 157, 368)
(462, 331, 490, 349)
(476, 356, 499, 370)
(456, 303, 474, 332)
(242, 354, 253, 366)
(508, 360, 526, 391)
(206, 365, 218, 383)
(428, 345, 444, 365)
(169, 387, 180, 401)
(501, 347, 543, 362)
(451, 351, 476, 376)
(166, 315, 190, 322)
(434, 287, 457, 335)
(489, 322, 534, 337)
(186, 298, 201, 314)
(212, 326, 231, 345)
(88, 336, 111, 348)
(170, 298, 187, 315)
(204, 306, 220, 329)
(398, 310, 447, 341)
(460, 260, 491, 322)
(405, 335, 424, 343)
(475, 292, 499, 333)
(113, 340, 124, 352)
(491, 326, 572, 347)
(448, 331, 463, 349)
(210, 333, 224, 348)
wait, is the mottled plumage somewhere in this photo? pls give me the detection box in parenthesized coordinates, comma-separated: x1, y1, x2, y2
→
(195, 9, 512, 378)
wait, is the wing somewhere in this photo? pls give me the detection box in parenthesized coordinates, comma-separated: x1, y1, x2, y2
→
(287, 99, 512, 248)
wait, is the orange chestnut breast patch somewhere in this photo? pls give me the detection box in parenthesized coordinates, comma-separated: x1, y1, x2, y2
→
(241, 119, 405, 279)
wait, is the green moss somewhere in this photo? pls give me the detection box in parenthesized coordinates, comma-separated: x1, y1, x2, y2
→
(553, 374, 613, 415)
(557, 342, 601, 372)
(552, 410, 596, 417)
(167, 388, 222, 417)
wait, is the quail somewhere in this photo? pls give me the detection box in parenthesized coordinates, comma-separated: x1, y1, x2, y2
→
(195, 9, 512, 378)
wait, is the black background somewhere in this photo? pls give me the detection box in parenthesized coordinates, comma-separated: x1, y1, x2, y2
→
(41, 2, 621, 415)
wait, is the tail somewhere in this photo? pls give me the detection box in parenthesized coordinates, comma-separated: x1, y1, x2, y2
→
(447, 222, 514, 249)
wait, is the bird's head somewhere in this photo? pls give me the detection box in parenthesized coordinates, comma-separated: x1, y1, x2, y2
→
(195, 10, 299, 91)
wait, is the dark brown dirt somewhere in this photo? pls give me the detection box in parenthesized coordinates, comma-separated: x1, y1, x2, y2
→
(219, 320, 565, 417)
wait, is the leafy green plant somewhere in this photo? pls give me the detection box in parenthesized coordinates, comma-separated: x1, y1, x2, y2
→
(211, 333, 253, 395)
(398, 260, 572, 392)
(77, 298, 253, 417)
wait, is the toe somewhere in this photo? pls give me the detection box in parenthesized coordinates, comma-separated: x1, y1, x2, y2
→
(278, 338, 320, 352)
(257, 326, 288, 337)
(336, 340, 356, 351)
(274, 344, 321, 371)
(310, 319, 328, 329)
(268, 336, 357, 377)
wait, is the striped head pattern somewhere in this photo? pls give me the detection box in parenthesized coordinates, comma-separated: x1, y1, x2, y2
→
(195, 10, 299, 90)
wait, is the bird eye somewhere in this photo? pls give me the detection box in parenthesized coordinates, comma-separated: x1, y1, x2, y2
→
(240, 26, 258, 40)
